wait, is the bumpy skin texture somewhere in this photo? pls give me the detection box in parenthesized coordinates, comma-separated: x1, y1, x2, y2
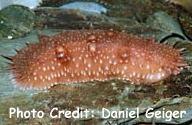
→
(10, 30, 187, 89)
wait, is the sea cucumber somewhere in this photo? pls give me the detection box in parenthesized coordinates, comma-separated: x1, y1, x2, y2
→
(8, 30, 188, 89)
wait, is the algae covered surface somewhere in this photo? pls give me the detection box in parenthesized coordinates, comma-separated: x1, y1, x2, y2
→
(0, 5, 35, 40)
(0, 0, 192, 125)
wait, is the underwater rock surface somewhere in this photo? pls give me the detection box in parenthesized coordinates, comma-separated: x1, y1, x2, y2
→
(60, 1, 107, 14)
(0, 5, 35, 40)
(0, 0, 192, 124)
(0, 0, 42, 10)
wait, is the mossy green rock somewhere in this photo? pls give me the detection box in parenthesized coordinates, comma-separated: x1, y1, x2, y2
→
(0, 5, 35, 40)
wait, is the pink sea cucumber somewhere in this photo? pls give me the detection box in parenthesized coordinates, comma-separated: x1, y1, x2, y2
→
(9, 30, 188, 89)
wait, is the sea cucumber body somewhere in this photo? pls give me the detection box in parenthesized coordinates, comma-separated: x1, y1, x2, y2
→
(10, 30, 187, 89)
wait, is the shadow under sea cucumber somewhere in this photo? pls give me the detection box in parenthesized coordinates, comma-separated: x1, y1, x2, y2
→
(8, 29, 188, 90)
